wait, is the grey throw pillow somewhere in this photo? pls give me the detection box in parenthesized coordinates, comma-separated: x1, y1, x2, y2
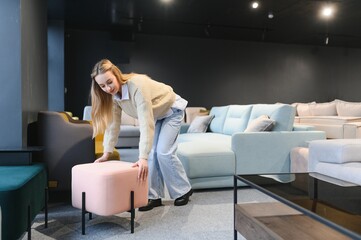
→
(244, 115, 275, 132)
(187, 115, 214, 133)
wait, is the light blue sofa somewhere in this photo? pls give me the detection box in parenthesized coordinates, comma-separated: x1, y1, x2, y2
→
(177, 104, 326, 189)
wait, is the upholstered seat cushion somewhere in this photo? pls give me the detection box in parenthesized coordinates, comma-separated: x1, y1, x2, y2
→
(0, 163, 47, 240)
(178, 132, 231, 145)
(309, 139, 361, 164)
(296, 116, 361, 125)
(177, 141, 235, 178)
(72, 161, 148, 216)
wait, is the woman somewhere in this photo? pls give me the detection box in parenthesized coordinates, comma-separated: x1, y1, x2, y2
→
(90, 59, 193, 211)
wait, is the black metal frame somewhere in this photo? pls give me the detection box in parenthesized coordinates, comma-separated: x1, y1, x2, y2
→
(81, 191, 135, 235)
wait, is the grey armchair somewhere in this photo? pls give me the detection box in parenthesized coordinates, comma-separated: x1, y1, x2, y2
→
(36, 111, 95, 192)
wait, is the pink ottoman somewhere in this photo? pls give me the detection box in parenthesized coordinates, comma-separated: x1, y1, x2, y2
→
(71, 161, 148, 234)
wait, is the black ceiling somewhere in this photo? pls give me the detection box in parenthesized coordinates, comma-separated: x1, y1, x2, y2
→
(48, 0, 361, 48)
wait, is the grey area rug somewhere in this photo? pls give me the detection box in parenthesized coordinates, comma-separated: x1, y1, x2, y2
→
(22, 188, 275, 240)
(23, 149, 275, 239)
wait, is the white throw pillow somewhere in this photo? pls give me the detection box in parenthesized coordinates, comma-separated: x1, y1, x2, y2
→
(244, 115, 275, 132)
(187, 115, 214, 133)
(309, 101, 337, 116)
(335, 99, 361, 116)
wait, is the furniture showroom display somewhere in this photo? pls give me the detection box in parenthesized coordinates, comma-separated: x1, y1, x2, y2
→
(234, 173, 361, 240)
(177, 104, 326, 189)
(293, 100, 361, 139)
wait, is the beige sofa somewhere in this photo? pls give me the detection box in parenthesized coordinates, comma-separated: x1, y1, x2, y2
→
(293, 100, 361, 139)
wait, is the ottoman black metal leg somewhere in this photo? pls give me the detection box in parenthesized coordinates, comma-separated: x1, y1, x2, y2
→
(27, 205, 31, 240)
(130, 191, 135, 233)
(45, 187, 48, 228)
(82, 192, 86, 235)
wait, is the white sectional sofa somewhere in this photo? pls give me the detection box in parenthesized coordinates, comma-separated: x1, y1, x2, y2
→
(308, 139, 361, 186)
(293, 100, 361, 139)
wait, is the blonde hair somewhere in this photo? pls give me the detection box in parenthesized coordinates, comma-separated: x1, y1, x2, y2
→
(90, 59, 134, 138)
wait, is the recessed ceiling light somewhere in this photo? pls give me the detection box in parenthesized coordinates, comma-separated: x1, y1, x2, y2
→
(251, 1, 259, 9)
(160, 0, 173, 3)
(321, 6, 334, 18)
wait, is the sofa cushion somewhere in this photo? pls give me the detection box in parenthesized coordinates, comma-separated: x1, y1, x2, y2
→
(223, 105, 253, 135)
(187, 115, 214, 133)
(296, 102, 315, 116)
(296, 116, 361, 125)
(185, 107, 208, 124)
(336, 100, 361, 117)
(309, 139, 361, 164)
(309, 101, 337, 116)
(209, 106, 230, 133)
(311, 162, 361, 186)
(178, 132, 231, 146)
(177, 141, 235, 178)
(248, 104, 295, 131)
(119, 125, 140, 137)
(244, 115, 275, 132)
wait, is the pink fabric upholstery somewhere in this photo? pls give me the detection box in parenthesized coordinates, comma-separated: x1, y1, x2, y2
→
(72, 161, 148, 216)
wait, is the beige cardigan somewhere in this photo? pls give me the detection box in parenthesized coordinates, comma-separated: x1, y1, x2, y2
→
(103, 74, 176, 159)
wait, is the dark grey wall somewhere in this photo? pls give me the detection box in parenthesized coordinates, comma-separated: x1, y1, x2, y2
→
(21, 0, 47, 146)
(0, 0, 47, 148)
(0, 0, 22, 148)
(48, 20, 64, 111)
(65, 29, 132, 118)
(65, 32, 361, 117)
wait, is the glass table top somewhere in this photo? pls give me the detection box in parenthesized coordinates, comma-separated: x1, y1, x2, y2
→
(236, 173, 361, 238)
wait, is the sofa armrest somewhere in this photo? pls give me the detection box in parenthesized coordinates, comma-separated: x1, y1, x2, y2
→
(343, 122, 361, 138)
(231, 131, 326, 175)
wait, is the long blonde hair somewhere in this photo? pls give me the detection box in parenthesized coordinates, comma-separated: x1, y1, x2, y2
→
(90, 59, 134, 138)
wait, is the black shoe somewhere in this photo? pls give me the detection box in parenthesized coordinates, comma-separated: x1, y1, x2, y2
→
(174, 189, 193, 206)
(138, 199, 162, 211)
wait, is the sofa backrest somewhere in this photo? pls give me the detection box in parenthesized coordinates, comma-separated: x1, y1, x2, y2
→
(248, 104, 295, 131)
(209, 106, 230, 133)
(223, 105, 253, 135)
(208, 104, 295, 135)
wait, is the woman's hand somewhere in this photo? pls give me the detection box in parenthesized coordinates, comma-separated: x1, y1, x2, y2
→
(94, 152, 110, 163)
(132, 158, 148, 181)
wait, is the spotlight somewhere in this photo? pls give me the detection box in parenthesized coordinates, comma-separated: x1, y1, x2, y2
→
(268, 11, 274, 19)
(160, 0, 172, 3)
(251, 1, 259, 9)
(321, 6, 334, 18)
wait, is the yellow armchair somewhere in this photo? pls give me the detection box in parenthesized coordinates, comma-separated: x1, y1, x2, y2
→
(95, 133, 120, 160)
